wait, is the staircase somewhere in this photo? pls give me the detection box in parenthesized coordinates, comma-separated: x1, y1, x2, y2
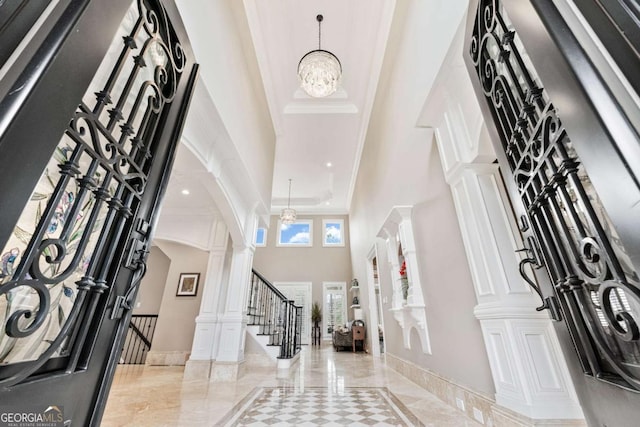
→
(246, 270, 302, 369)
(119, 315, 158, 365)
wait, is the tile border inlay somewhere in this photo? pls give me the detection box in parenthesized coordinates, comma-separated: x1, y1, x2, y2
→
(218, 386, 424, 426)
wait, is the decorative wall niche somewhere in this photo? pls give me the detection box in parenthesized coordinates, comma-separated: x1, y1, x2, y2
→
(377, 206, 431, 354)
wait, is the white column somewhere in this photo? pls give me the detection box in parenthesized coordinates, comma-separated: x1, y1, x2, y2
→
(215, 243, 254, 363)
(447, 163, 582, 419)
(184, 221, 228, 379)
(431, 89, 583, 419)
(189, 250, 226, 357)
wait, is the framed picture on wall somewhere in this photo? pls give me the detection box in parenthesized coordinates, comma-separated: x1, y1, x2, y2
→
(176, 273, 200, 296)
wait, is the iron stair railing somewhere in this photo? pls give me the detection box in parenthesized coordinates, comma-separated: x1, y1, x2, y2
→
(119, 314, 158, 365)
(248, 269, 302, 359)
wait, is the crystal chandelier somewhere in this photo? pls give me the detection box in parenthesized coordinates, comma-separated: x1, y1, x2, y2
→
(280, 179, 297, 224)
(297, 14, 342, 98)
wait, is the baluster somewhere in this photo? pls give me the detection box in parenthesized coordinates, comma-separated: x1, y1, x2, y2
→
(260, 282, 267, 333)
(247, 271, 302, 359)
(280, 302, 288, 358)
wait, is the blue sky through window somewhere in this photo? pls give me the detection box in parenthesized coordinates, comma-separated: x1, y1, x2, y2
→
(322, 219, 344, 246)
(255, 228, 266, 245)
(279, 222, 311, 245)
(324, 223, 342, 244)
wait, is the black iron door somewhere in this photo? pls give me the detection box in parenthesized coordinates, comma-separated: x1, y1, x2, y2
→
(0, 0, 197, 425)
(466, 0, 640, 425)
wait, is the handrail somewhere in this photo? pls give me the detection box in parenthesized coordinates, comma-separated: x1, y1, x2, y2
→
(119, 314, 158, 365)
(129, 322, 152, 348)
(251, 269, 288, 300)
(248, 269, 302, 359)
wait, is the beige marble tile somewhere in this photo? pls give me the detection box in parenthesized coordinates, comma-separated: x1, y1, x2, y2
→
(210, 360, 245, 382)
(145, 350, 189, 366)
(183, 359, 211, 380)
(492, 405, 587, 427)
(103, 344, 482, 426)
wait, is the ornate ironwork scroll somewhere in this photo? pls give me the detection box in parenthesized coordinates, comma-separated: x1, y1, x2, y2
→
(470, 0, 640, 390)
(0, 0, 184, 387)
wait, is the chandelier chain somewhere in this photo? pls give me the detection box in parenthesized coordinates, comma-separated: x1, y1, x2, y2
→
(318, 15, 322, 50)
(281, 178, 296, 224)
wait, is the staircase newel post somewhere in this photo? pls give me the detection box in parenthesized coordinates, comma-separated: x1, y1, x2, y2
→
(279, 301, 289, 358)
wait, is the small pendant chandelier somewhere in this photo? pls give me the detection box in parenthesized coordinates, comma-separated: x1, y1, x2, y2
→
(297, 14, 342, 98)
(280, 179, 297, 224)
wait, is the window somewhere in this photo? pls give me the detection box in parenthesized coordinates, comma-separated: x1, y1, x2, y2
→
(323, 282, 347, 339)
(277, 219, 313, 247)
(255, 227, 267, 247)
(322, 219, 344, 247)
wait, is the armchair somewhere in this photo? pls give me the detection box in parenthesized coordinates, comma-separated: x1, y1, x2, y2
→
(332, 327, 352, 351)
(332, 320, 366, 351)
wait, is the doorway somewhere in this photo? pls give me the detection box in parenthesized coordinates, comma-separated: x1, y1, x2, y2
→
(371, 255, 385, 355)
(322, 282, 347, 340)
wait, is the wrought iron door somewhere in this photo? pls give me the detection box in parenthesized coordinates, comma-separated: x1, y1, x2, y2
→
(0, 0, 197, 425)
(466, 0, 640, 425)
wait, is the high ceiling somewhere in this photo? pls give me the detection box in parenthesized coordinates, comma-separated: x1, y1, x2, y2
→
(244, 0, 394, 214)
(165, 0, 396, 218)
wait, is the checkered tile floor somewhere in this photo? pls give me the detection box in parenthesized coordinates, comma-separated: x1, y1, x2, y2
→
(220, 387, 423, 426)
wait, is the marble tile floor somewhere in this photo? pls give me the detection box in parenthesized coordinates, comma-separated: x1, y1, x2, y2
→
(219, 386, 422, 426)
(102, 345, 481, 426)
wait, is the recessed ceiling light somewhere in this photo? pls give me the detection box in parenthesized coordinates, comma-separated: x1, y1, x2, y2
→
(181, 189, 190, 195)
(326, 201, 331, 205)
(326, 162, 332, 168)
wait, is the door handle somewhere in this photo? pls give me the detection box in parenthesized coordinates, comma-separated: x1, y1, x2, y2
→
(516, 237, 546, 311)
(111, 255, 147, 320)
(111, 238, 149, 320)
(515, 235, 562, 320)
(111, 220, 151, 320)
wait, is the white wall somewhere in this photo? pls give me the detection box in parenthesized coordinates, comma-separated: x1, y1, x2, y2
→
(411, 6, 583, 419)
(150, 240, 209, 354)
(253, 215, 353, 322)
(348, 0, 495, 396)
(175, 0, 275, 215)
(134, 246, 170, 315)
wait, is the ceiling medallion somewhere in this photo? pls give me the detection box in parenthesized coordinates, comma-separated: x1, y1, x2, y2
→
(297, 14, 342, 98)
(280, 179, 297, 224)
